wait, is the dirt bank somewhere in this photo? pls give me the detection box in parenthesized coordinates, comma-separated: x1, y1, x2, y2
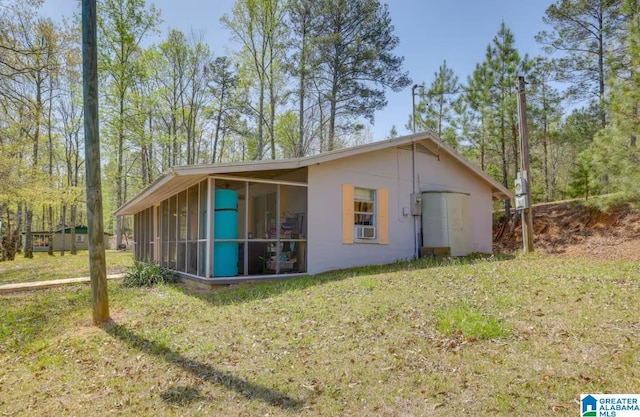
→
(493, 201, 640, 261)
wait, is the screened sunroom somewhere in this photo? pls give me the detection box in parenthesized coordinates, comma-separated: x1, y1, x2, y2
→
(130, 167, 308, 282)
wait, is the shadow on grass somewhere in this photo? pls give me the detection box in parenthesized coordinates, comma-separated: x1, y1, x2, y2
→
(160, 386, 203, 406)
(104, 321, 304, 411)
(177, 254, 515, 307)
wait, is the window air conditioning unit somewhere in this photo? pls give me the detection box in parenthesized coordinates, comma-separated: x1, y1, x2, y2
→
(356, 226, 376, 239)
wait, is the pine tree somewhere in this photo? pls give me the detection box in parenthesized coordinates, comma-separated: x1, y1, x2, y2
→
(466, 22, 529, 214)
(537, 0, 624, 128)
(588, 0, 640, 197)
(528, 57, 563, 201)
(409, 60, 460, 146)
(313, 0, 410, 151)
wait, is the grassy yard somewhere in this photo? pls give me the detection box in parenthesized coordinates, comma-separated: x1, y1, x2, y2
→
(0, 250, 134, 285)
(0, 255, 638, 416)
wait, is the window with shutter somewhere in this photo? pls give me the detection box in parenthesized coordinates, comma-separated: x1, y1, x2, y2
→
(342, 184, 388, 244)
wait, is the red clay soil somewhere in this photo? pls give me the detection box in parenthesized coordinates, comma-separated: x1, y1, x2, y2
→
(493, 201, 640, 261)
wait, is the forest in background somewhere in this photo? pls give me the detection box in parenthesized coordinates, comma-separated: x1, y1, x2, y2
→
(0, 0, 638, 260)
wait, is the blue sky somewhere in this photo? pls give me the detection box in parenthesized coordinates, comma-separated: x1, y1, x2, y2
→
(40, 0, 553, 140)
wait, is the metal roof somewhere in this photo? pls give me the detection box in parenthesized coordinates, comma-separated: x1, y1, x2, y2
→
(115, 131, 513, 216)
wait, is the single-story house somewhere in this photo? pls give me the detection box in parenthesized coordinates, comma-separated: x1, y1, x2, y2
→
(115, 132, 512, 284)
(24, 226, 112, 252)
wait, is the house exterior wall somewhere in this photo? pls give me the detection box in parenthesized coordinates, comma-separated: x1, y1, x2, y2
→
(410, 148, 494, 254)
(306, 145, 494, 274)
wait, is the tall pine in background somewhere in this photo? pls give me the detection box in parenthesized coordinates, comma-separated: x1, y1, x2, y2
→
(409, 60, 461, 147)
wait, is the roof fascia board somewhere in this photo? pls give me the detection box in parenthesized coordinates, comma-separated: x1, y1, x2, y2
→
(116, 131, 512, 216)
(114, 170, 176, 216)
(172, 159, 304, 176)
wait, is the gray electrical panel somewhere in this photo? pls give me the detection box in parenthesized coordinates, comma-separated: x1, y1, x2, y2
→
(514, 171, 529, 209)
(410, 193, 422, 216)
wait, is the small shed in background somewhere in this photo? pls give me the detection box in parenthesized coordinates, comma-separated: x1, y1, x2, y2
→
(24, 226, 112, 252)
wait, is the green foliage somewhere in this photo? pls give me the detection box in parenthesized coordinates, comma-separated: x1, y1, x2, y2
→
(221, 0, 288, 160)
(274, 110, 300, 158)
(536, 0, 623, 126)
(313, 0, 411, 150)
(582, 193, 630, 211)
(387, 124, 398, 139)
(410, 60, 461, 146)
(122, 261, 179, 287)
(5, 0, 640, 247)
(98, 0, 161, 241)
(465, 22, 530, 203)
(567, 152, 601, 200)
(588, 0, 640, 199)
(528, 57, 564, 202)
(434, 302, 509, 340)
(207, 55, 243, 163)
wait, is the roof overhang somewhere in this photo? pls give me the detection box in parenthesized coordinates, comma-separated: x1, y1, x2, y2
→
(115, 131, 512, 216)
(114, 162, 309, 216)
(115, 170, 203, 216)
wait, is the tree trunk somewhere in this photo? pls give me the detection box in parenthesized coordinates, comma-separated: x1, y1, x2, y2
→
(116, 183, 123, 249)
(25, 75, 43, 259)
(631, 103, 637, 149)
(60, 205, 66, 256)
(318, 90, 325, 153)
(1, 203, 7, 261)
(116, 90, 125, 250)
(171, 111, 178, 166)
(141, 141, 148, 185)
(543, 137, 550, 202)
(257, 82, 265, 159)
(212, 96, 224, 164)
(70, 204, 77, 255)
(438, 92, 444, 137)
(269, 88, 276, 159)
(269, 50, 276, 160)
(47, 205, 54, 256)
(501, 126, 511, 217)
(147, 113, 154, 182)
(328, 97, 337, 151)
(598, 12, 606, 129)
(480, 113, 486, 170)
(14, 203, 23, 257)
(297, 29, 306, 158)
(24, 207, 33, 258)
(48, 79, 55, 256)
(4, 206, 19, 261)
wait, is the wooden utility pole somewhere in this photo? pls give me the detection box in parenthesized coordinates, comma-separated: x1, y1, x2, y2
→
(82, 0, 109, 324)
(516, 76, 534, 253)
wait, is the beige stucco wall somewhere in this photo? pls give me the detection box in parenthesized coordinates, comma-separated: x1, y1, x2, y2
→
(306, 145, 494, 274)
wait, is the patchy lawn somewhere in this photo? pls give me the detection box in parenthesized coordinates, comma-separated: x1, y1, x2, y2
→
(0, 250, 134, 285)
(0, 256, 638, 416)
